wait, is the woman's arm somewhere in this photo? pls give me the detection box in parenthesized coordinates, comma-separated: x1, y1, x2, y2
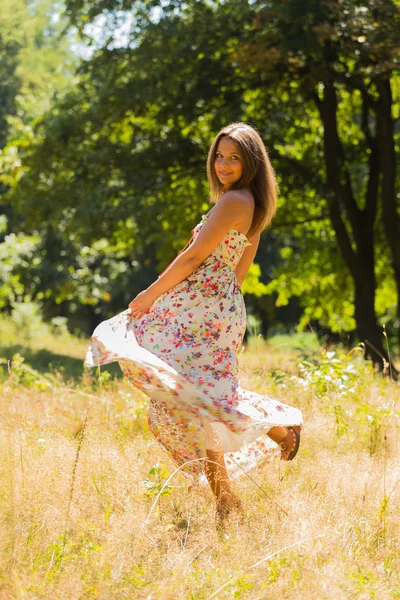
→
(234, 234, 260, 286)
(129, 193, 252, 318)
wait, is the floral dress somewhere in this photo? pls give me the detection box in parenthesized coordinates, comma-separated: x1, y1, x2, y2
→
(85, 213, 303, 479)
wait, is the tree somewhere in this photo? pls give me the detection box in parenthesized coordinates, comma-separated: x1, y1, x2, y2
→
(5, 0, 400, 367)
(0, 0, 23, 154)
(246, 0, 400, 367)
(0, 1, 82, 324)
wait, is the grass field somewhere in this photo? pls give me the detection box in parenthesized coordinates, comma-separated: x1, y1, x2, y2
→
(1, 321, 400, 599)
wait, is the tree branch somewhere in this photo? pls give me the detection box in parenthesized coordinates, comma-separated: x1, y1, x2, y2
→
(272, 214, 329, 229)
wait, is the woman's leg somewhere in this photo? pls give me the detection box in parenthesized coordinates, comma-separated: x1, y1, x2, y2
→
(267, 426, 300, 460)
(204, 449, 242, 516)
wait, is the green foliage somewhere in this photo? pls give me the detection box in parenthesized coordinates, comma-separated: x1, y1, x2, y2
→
(334, 403, 349, 439)
(241, 263, 268, 297)
(5, 0, 76, 125)
(0, 0, 22, 149)
(294, 348, 365, 397)
(268, 332, 320, 352)
(355, 404, 393, 455)
(96, 368, 112, 385)
(233, 574, 254, 596)
(143, 463, 173, 498)
(10, 300, 47, 343)
(0, 353, 53, 389)
(266, 236, 358, 333)
(268, 558, 288, 584)
(0, 0, 399, 350)
(91, 476, 112, 524)
(50, 316, 70, 337)
(0, 221, 41, 309)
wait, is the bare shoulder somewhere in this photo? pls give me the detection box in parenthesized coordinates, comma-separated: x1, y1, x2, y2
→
(216, 188, 254, 215)
(190, 188, 255, 253)
(213, 189, 254, 233)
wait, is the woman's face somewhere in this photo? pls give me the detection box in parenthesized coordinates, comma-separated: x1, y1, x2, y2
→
(214, 136, 244, 190)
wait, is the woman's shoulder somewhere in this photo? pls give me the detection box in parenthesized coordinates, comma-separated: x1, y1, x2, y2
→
(218, 188, 254, 211)
(212, 189, 254, 233)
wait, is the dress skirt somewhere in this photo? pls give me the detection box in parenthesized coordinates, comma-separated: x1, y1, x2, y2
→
(85, 217, 303, 479)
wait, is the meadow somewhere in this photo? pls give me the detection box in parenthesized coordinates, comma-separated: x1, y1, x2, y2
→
(1, 320, 400, 599)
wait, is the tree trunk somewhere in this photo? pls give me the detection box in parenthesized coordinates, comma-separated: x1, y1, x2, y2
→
(376, 76, 400, 347)
(353, 243, 386, 367)
(317, 80, 396, 374)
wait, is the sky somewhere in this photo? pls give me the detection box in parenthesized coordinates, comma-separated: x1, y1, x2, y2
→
(70, 6, 163, 59)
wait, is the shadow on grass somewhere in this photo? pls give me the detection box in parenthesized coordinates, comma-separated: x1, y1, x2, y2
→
(0, 343, 122, 380)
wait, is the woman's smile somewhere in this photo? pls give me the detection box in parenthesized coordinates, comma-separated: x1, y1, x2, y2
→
(214, 137, 244, 189)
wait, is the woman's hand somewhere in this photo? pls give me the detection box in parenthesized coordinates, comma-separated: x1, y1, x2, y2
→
(128, 289, 157, 319)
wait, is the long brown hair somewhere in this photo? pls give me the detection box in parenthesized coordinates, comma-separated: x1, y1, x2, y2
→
(207, 122, 277, 237)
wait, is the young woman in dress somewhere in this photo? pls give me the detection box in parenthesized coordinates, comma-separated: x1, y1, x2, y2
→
(85, 122, 302, 521)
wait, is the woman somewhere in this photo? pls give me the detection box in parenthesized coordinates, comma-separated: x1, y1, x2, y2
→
(85, 123, 302, 521)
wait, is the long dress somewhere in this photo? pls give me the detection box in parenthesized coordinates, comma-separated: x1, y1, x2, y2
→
(84, 213, 303, 479)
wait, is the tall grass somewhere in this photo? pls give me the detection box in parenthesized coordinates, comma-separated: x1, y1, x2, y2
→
(0, 327, 399, 599)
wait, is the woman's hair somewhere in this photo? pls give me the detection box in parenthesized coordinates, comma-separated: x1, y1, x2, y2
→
(206, 122, 277, 236)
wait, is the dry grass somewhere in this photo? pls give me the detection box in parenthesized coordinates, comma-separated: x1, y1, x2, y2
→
(1, 331, 400, 599)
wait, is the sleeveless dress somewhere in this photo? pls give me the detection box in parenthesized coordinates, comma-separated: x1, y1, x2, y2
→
(85, 213, 303, 479)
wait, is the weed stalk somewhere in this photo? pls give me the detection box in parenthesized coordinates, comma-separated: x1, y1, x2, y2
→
(59, 408, 89, 566)
(383, 324, 398, 455)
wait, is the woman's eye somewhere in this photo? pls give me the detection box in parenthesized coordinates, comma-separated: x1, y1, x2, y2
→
(215, 154, 240, 160)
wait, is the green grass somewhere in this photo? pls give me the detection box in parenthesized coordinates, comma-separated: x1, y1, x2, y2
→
(0, 317, 122, 380)
(1, 320, 400, 599)
(267, 331, 320, 352)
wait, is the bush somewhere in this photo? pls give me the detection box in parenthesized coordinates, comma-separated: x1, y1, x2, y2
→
(10, 300, 47, 343)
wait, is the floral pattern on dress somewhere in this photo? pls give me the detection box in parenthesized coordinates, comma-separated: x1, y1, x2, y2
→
(85, 213, 303, 479)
